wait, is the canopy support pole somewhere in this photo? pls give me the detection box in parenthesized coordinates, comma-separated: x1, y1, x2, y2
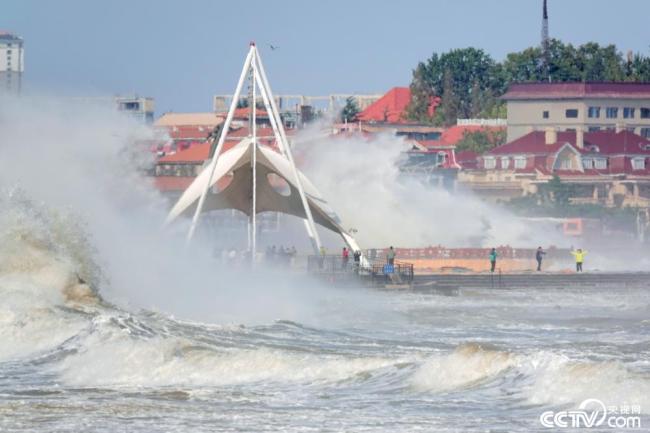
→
(253, 48, 322, 254)
(250, 55, 258, 267)
(186, 45, 255, 244)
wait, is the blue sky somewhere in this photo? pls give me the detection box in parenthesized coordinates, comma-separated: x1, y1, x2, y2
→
(4, 0, 650, 113)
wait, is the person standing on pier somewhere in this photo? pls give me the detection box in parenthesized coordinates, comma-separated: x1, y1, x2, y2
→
(319, 245, 326, 269)
(353, 250, 361, 273)
(489, 248, 497, 273)
(536, 247, 546, 271)
(386, 246, 396, 266)
(342, 247, 349, 269)
(571, 248, 587, 272)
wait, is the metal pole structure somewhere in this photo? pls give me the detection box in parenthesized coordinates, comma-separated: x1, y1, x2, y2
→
(254, 51, 323, 253)
(253, 55, 322, 251)
(251, 48, 258, 267)
(186, 45, 255, 244)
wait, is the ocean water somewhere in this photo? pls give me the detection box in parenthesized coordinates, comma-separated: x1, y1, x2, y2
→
(1, 198, 649, 433)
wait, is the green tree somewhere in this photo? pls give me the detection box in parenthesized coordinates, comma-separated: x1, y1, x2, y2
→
(625, 52, 650, 81)
(541, 175, 575, 209)
(408, 41, 650, 125)
(405, 63, 435, 122)
(340, 96, 360, 123)
(406, 48, 504, 123)
(455, 129, 506, 154)
(436, 69, 461, 126)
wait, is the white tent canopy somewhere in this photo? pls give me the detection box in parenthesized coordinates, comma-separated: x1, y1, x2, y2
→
(166, 138, 360, 248)
(165, 43, 361, 260)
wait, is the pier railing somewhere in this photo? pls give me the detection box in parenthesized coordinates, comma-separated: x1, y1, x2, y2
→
(306, 255, 414, 286)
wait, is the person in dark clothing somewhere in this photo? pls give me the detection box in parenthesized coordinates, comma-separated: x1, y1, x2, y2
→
(536, 246, 546, 271)
(489, 248, 497, 273)
(352, 250, 361, 274)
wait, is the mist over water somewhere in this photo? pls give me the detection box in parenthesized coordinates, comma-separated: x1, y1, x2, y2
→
(296, 129, 565, 248)
(0, 96, 649, 432)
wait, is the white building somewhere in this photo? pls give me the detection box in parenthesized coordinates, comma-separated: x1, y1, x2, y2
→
(115, 95, 155, 123)
(0, 32, 24, 94)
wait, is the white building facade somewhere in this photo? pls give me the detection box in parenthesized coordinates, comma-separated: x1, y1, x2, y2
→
(0, 32, 24, 94)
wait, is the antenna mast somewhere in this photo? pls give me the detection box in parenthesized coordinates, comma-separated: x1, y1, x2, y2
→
(542, 0, 551, 82)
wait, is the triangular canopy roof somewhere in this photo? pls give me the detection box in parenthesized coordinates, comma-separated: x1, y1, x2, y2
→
(166, 138, 360, 250)
(166, 43, 362, 257)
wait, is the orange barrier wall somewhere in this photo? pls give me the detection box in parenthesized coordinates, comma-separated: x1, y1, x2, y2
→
(409, 258, 558, 274)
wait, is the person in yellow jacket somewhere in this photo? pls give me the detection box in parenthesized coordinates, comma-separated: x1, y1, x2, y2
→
(571, 248, 587, 272)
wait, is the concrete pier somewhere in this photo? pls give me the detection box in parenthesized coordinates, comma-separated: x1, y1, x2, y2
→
(411, 272, 650, 291)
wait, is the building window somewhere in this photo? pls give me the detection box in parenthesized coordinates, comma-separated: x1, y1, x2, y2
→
(501, 157, 510, 169)
(436, 152, 448, 167)
(588, 126, 601, 132)
(588, 106, 600, 118)
(542, 110, 549, 119)
(594, 159, 607, 169)
(641, 108, 650, 119)
(583, 158, 594, 169)
(514, 156, 526, 169)
(632, 158, 645, 170)
(565, 109, 579, 118)
(560, 159, 573, 170)
(606, 107, 618, 118)
(641, 128, 650, 138)
(484, 157, 496, 169)
(623, 107, 636, 119)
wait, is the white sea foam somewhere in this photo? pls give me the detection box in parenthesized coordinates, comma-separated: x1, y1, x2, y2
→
(411, 343, 650, 413)
(0, 195, 101, 361)
(520, 351, 650, 411)
(410, 343, 516, 392)
(54, 329, 400, 388)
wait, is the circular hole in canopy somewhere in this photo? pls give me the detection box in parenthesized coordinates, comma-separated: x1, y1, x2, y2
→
(267, 172, 291, 197)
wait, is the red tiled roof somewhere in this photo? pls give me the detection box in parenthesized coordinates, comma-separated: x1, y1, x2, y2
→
(158, 141, 211, 163)
(489, 131, 569, 155)
(358, 87, 438, 124)
(158, 140, 240, 163)
(502, 82, 650, 100)
(228, 126, 276, 138)
(455, 150, 479, 169)
(157, 135, 283, 164)
(580, 130, 650, 155)
(489, 130, 650, 156)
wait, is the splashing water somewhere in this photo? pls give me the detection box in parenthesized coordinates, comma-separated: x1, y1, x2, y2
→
(0, 96, 649, 432)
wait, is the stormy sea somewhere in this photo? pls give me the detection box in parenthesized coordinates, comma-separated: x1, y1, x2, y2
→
(1, 195, 649, 433)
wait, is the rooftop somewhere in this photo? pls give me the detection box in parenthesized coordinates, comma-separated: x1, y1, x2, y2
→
(488, 130, 650, 156)
(0, 32, 22, 42)
(357, 87, 437, 124)
(502, 82, 650, 100)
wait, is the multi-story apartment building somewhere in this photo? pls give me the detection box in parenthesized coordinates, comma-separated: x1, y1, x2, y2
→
(503, 82, 650, 141)
(0, 32, 24, 94)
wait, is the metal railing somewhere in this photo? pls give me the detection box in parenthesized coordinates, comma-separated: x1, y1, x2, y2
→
(306, 255, 414, 286)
